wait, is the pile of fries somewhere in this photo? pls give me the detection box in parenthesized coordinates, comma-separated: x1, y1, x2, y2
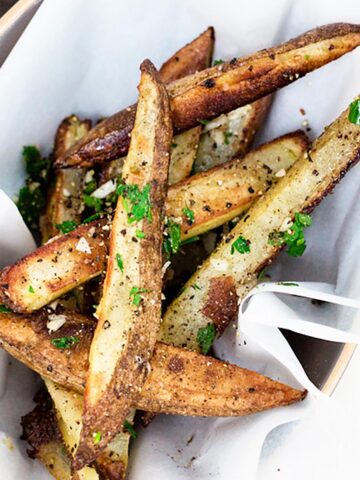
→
(0, 22, 359, 479)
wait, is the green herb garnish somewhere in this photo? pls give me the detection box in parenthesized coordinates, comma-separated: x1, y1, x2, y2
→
(83, 179, 97, 195)
(0, 305, 12, 313)
(117, 183, 152, 224)
(180, 236, 200, 247)
(277, 282, 299, 287)
(223, 131, 233, 145)
(51, 336, 79, 349)
(348, 99, 360, 125)
(123, 420, 137, 439)
(213, 59, 224, 66)
(163, 219, 181, 256)
(17, 185, 46, 229)
(182, 207, 195, 224)
(83, 213, 103, 224)
(304, 54, 310, 60)
(171, 142, 178, 149)
(56, 220, 77, 234)
(22, 146, 50, 180)
(28, 285, 35, 293)
(198, 119, 210, 126)
(268, 212, 312, 257)
(116, 253, 124, 272)
(129, 287, 148, 307)
(197, 323, 216, 355)
(135, 229, 146, 239)
(231, 236, 250, 254)
(83, 194, 103, 212)
(93, 432, 102, 444)
(257, 268, 267, 280)
(192, 283, 201, 290)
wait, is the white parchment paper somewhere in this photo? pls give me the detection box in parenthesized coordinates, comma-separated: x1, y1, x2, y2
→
(0, 0, 359, 479)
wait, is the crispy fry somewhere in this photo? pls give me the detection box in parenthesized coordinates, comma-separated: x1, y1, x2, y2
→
(40, 115, 91, 242)
(55, 23, 360, 169)
(0, 133, 307, 313)
(76, 60, 172, 468)
(160, 99, 360, 350)
(194, 97, 271, 172)
(45, 379, 130, 480)
(1, 311, 305, 416)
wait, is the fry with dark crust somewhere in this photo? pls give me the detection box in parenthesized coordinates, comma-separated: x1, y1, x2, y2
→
(0, 133, 307, 313)
(0, 311, 306, 416)
(76, 60, 173, 468)
(55, 23, 360, 169)
(160, 98, 360, 350)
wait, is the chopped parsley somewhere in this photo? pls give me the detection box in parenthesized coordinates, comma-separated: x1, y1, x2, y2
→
(163, 219, 181, 257)
(135, 229, 146, 239)
(198, 119, 210, 126)
(0, 305, 12, 313)
(117, 183, 152, 224)
(171, 142, 178, 149)
(123, 420, 137, 439)
(16, 145, 50, 232)
(192, 283, 201, 290)
(182, 207, 195, 224)
(213, 59, 224, 66)
(83, 213, 103, 224)
(197, 323, 216, 355)
(179, 236, 200, 247)
(257, 268, 267, 280)
(83, 194, 103, 212)
(304, 54, 310, 60)
(223, 130, 233, 145)
(51, 336, 79, 349)
(116, 253, 124, 272)
(28, 285, 35, 293)
(231, 236, 251, 254)
(348, 99, 360, 125)
(268, 212, 312, 257)
(129, 287, 148, 307)
(83, 179, 97, 195)
(93, 432, 102, 444)
(56, 220, 77, 234)
(277, 282, 299, 287)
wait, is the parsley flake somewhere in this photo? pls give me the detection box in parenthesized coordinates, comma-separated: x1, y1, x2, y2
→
(268, 212, 312, 257)
(277, 282, 299, 287)
(0, 305, 12, 313)
(28, 285, 35, 293)
(231, 236, 251, 254)
(171, 142, 178, 149)
(223, 131, 233, 145)
(197, 323, 216, 355)
(116, 253, 124, 272)
(213, 59, 224, 66)
(117, 183, 152, 224)
(163, 219, 181, 256)
(182, 207, 195, 224)
(51, 336, 79, 349)
(83, 213, 103, 224)
(192, 283, 201, 290)
(135, 229, 146, 239)
(348, 99, 360, 125)
(180, 236, 200, 247)
(83, 194, 103, 212)
(83, 179, 97, 195)
(123, 420, 137, 439)
(129, 287, 148, 307)
(93, 432, 102, 444)
(198, 119, 210, 126)
(56, 220, 77, 234)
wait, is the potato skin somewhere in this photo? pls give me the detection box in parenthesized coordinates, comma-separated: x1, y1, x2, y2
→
(55, 23, 360, 169)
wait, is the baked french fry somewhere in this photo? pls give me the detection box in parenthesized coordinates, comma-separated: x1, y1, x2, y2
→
(0, 132, 308, 313)
(45, 379, 130, 480)
(75, 60, 172, 468)
(55, 23, 360, 169)
(40, 115, 92, 242)
(160, 98, 360, 350)
(0, 311, 305, 416)
(194, 97, 271, 172)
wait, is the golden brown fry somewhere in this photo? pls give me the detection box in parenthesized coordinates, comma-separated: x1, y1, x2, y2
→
(55, 23, 360, 169)
(160, 98, 360, 350)
(168, 126, 201, 184)
(76, 60, 172, 468)
(0, 219, 109, 312)
(2, 311, 305, 416)
(0, 133, 307, 313)
(194, 97, 271, 172)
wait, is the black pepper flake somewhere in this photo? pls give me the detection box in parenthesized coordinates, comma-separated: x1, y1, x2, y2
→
(47, 365, 53, 372)
(120, 229, 127, 236)
(262, 164, 272, 173)
(312, 169, 319, 176)
(269, 53, 275, 60)
(226, 202, 232, 208)
(103, 320, 111, 329)
(248, 387, 256, 393)
(248, 65, 254, 72)
(203, 205, 211, 212)
(328, 44, 335, 51)
(248, 186, 254, 194)
(244, 215, 250, 222)
(203, 78, 215, 88)
(229, 57, 237, 65)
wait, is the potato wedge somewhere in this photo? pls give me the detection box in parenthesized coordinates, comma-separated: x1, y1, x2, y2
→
(0, 219, 109, 312)
(194, 97, 271, 172)
(41, 115, 92, 242)
(45, 379, 130, 480)
(0, 133, 307, 312)
(55, 23, 360, 169)
(160, 99, 360, 350)
(76, 60, 172, 468)
(168, 126, 201, 184)
(167, 131, 309, 239)
(1, 311, 305, 416)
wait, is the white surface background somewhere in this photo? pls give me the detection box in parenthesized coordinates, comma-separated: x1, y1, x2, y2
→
(0, 0, 359, 479)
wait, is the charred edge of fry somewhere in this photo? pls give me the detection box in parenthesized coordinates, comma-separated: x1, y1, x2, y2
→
(55, 23, 360, 168)
(159, 26, 214, 83)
